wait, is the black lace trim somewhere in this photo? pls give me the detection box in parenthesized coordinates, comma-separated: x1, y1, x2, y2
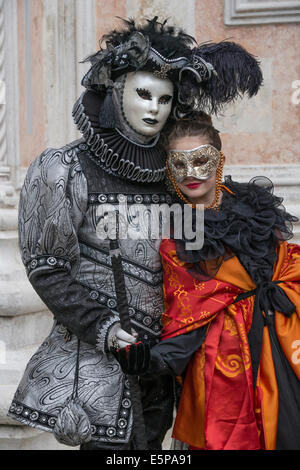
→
(175, 176, 298, 283)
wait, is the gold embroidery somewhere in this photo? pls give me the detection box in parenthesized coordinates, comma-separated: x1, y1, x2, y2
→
(164, 257, 194, 318)
(193, 279, 205, 291)
(236, 321, 251, 369)
(215, 353, 247, 378)
(215, 314, 251, 377)
(223, 313, 238, 337)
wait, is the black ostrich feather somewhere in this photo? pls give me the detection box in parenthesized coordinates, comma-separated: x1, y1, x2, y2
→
(191, 41, 263, 114)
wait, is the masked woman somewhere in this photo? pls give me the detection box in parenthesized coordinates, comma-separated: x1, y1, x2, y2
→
(115, 114, 300, 450)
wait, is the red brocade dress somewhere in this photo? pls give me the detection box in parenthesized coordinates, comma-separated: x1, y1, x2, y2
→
(157, 177, 300, 450)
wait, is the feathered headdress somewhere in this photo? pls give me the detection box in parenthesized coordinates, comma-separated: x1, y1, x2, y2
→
(177, 40, 263, 115)
(81, 17, 263, 124)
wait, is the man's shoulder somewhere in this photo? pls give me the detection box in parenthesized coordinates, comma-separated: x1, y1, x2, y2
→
(26, 138, 88, 186)
(38, 138, 87, 162)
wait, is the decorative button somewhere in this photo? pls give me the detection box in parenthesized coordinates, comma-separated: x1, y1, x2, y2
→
(128, 307, 135, 317)
(124, 380, 130, 389)
(118, 419, 127, 429)
(106, 427, 116, 437)
(98, 194, 107, 203)
(117, 194, 126, 203)
(98, 427, 106, 436)
(143, 316, 152, 326)
(122, 398, 131, 409)
(107, 298, 117, 308)
(47, 257, 57, 266)
(166, 195, 172, 204)
(124, 390, 131, 398)
(30, 411, 39, 421)
(89, 291, 99, 300)
(134, 195, 143, 204)
(151, 194, 160, 203)
(108, 195, 116, 203)
(91, 425, 97, 435)
(15, 406, 23, 415)
(48, 417, 56, 427)
(9, 403, 16, 413)
(153, 308, 162, 318)
(30, 259, 38, 269)
(117, 429, 125, 437)
(40, 415, 47, 423)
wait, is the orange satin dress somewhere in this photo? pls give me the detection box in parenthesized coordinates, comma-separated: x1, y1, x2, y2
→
(160, 239, 300, 450)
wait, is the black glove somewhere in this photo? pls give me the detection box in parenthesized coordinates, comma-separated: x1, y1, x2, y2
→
(112, 341, 151, 375)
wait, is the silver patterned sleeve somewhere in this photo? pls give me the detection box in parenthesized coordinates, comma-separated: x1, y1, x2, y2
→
(18, 144, 118, 348)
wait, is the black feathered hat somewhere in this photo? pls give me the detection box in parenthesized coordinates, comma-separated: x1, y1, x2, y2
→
(81, 17, 263, 122)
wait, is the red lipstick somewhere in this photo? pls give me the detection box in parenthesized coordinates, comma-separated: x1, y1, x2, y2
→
(186, 182, 202, 189)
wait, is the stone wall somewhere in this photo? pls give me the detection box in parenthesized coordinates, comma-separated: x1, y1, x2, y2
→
(0, 0, 299, 450)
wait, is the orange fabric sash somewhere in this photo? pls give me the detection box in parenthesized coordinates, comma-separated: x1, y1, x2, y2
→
(160, 239, 300, 450)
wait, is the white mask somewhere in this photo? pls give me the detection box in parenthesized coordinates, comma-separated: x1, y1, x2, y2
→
(122, 71, 174, 137)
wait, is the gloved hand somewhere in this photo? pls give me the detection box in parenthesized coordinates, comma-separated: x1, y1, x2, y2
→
(107, 322, 138, 349)
(112, 341, 151, 375)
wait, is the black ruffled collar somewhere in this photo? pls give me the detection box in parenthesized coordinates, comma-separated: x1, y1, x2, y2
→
(72, 90, 167, 183)
(175, 176, 298, 284)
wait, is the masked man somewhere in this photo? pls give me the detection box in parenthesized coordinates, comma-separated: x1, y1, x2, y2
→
(8, 17, 262, 449)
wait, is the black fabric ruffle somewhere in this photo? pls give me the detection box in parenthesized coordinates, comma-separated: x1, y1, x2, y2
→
(174, 175, 298, 284)
(72, 91, 167, 183)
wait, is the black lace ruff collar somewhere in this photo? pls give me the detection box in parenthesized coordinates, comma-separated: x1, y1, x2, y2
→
(175, 176, 298, 284)
(72, 90, 167, 183)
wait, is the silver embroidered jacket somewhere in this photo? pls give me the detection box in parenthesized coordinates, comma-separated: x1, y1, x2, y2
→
(8, 92, 175, 445)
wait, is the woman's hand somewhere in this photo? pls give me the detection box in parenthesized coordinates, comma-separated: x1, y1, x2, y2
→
(112, 342, 151, 375)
